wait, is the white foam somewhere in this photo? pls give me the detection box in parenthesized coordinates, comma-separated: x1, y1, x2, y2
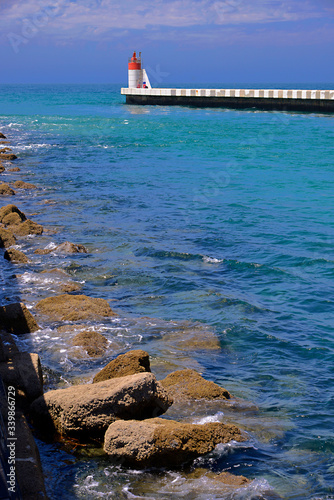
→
(202, 255, 224, 263)
(193, 411, 225, 425)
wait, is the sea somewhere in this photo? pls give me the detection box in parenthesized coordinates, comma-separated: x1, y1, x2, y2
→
(0, 83, 333, 500)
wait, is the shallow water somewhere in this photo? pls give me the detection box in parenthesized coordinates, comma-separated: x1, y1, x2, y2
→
(0, 83, 334, 499)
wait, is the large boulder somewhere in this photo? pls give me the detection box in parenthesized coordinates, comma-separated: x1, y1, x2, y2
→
(0, 227, 16, 248)
(30, 372, 173, 440)
(14, 412, 48, 499)
(160, 369, 231, 400)
(104, 417, 245, 467)
(0, 204, 26, 223)
(0, 352, 43, 402)
(72, 331, 108, 358)
(4, 248, 29, 263)
(93, 350, 151, 383)
(0, 303, 39, 334)
(35, 294, 117, 321)
(0, 183, 15, 196)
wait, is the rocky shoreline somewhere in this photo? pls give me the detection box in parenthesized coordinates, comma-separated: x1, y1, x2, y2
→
(0, 132, 277, 498)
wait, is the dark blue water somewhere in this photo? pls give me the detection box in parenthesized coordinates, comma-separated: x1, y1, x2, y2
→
(0, 84, 334, 499)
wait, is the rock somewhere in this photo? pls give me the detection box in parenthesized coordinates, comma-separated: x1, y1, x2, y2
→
(30, 372, 173, 440)
(0, 148, 12, 153)
(208, 471, 250, 487)
(0, 183, 15, 196)
(0, 204, 26, 223)
(56, 241, 88, 253)
(0, 154, 17, 160)
(0, 133, 6, 139)
(0, 302, 39, 334)
(185, 468, 251, 487)
(35, 294, 117, 321)
(13, 180, 37, 189)
(160, 369, 231, 400)
(60, 282, 82, 293)
(11, 219, 43, 236)
(40, 268, 69, 276)
(0, 165, 4, 173)
(34, 248, 52, 255)
(0, 227, 16, 248)
(72, 331, 108, 357)
(4, 248, 29, 263)
(2, 212, 24, 226)
(14, 412, 48, 499)
(93, 350, 151, 383)
(8, 167, 20, 172)
(0, 352, 43, 402)
(0, 337, 6, 362)
(104, 417, 244, 467)
(0, 384, 47, 500)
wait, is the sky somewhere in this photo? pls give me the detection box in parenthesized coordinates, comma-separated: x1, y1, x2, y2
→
(0, 0, 333, 84)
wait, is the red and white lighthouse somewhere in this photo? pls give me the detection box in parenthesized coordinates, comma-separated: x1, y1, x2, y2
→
(128, 51, 151, 89)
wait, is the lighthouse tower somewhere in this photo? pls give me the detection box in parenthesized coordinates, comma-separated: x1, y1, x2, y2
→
(128, 51, 151, 89)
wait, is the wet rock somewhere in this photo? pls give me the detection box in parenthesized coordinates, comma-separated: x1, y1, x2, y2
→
(0, 352, 43, 402)
(160, 369, 231, 401)
(0, 302, 39, 334)
(0, 133, 6, 139)
(0, 204, 26, 223)
(35, 294, 117, 321)
(0, 165, 4, 173)
(34, 248, 52, 255)
(2, 212, 23, 226)
(56, 241, 88, 253)
(60, 282, 82, 293)
(93, 350, 151, 383)
(4, 248, 29, 263)
(14, 412, 48, 499)
(0, 154, 17, 160)
(0, 148, 12, 153)
(72, 331, 108, 357)
(0, 387, 47, 499)
(11, 219, 43, 236)
(186, 467, 250, 486)
(162, 322, 221, 352)
(0, 183, 15, 196)
(104, 417, 244, 467)
(30, 372, 173, 440)
(14, 180, 37, 189)
(0, 227, 16, 248)
(8, 167, 20, 172)
(40, 268, 69, 276)
(209, 471, 250, 486)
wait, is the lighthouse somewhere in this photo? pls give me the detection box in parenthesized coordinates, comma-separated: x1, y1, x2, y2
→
(128, 51, 151, 89)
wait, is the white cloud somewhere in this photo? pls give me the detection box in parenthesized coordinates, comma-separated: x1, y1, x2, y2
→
(0, 0, 331, 44)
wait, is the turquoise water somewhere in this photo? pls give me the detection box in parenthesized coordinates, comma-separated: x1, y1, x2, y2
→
(0, 84, 334, 499)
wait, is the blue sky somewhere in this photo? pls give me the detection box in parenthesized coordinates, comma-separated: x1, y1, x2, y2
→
(0, 0, 333, 84)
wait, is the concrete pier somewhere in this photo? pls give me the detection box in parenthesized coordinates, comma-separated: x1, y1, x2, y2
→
(121, 87, 334, 113)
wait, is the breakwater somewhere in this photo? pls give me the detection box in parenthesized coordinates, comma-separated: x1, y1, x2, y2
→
(0, 83, 333, 499)
(121, 87, 334, 112)
(0, 133, 272, 498)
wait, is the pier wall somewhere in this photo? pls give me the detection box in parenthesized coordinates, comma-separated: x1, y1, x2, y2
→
(121, 88, 334, 112)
